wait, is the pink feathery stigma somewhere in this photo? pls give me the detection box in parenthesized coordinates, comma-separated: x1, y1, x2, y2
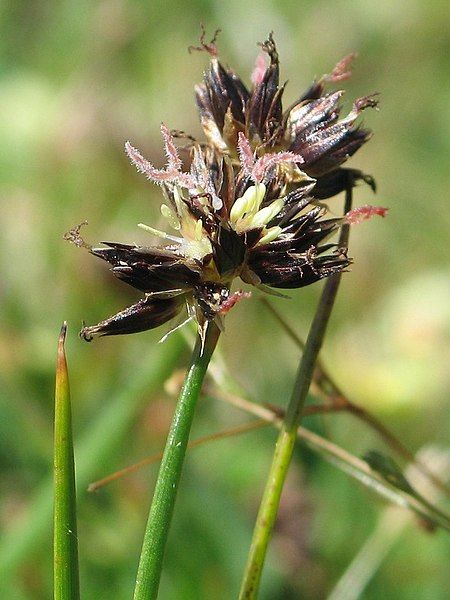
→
(125, 141, 173, 182)
(238, 132, 304, 184)
(125, 131, 195, 188)
(160, 123, 182, 171)
(251, 52, 267, 86)
(345, 205, 388, 225)
(219, 290, 252, 315)
(237, 132, 256, 176)
(252, 151, 304, 184)
(327, 53, 357, 83)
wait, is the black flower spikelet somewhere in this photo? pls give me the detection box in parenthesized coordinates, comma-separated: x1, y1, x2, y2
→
(195, 32, 378, 198)
(67, 124, 352, 347)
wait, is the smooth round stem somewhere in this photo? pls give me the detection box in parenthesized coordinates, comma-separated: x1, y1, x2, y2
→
(133, 324, 220, 600)
(239, 184, 353, 599)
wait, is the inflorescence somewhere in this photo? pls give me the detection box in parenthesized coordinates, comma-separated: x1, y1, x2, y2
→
(66, 32, 386, 348)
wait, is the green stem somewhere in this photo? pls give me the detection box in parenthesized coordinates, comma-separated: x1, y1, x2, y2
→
(133, 324, 220, 600)
(262, 298, 450, 500)
(239, 184, 353, 599)
(54, 323, 80, 600)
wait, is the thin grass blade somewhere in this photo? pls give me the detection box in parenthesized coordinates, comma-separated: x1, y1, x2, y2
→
(54, 323, 80, 600)
(0, 335, 183, 590)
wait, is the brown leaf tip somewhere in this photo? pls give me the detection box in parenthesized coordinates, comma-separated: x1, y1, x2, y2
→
(58, 321, 67, 347)
(57, 322, 68, 364)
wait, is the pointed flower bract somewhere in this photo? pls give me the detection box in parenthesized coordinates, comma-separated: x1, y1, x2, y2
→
(73, 125, 351, 343)
(195, 33, 377, 198)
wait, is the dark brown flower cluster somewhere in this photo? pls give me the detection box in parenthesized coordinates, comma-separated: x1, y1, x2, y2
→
(70, 33, 381, 346)
(195, 33, 377, 198)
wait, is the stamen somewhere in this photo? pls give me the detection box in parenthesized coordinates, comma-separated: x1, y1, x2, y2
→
(230, 184, 266, 224)
(173, 186, 186, 216)
(138, 223, 183, 244)
(194, 219, 204, 241)
(158, 315, 194, 344)
(250, 198, 284, 228)
(256, 226, 282, 246)
(161, 204, 181, 230)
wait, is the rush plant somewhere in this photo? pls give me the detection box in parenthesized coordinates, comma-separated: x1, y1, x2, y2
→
(57, 30, 449, 600)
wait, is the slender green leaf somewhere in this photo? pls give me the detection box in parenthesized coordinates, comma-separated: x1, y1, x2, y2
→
(54, 323, 80, 600)
(0, 334, 183, 589)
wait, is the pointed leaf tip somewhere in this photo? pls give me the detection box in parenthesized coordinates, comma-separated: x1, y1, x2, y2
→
(54, 321, 80, 599)
(57, 322, 69, 378)
(59, 322, 67, 344)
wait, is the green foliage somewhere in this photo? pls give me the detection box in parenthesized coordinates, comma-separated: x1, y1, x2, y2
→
(54, 324, 80, 600)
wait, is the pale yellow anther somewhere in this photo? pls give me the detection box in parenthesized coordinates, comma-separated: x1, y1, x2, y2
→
(230, 183, 266, 224)
(256, 226, 282, 246)
(173, 186, 187, 217)
(251, 183, 267, 213)
(140, 185, 213, 262)
(250, 198, 284, 228)
(194, 219, 203, 241)
(161, 204, 181, 230)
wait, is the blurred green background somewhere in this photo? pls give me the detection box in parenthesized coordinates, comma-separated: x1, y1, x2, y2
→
(1, 1, 449, 598)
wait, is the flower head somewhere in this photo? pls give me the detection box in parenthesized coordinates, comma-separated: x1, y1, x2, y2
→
(71, 126, 351, 346)
(195, 33, 377, 198)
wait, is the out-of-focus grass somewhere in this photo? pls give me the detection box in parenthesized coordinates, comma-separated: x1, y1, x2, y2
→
(0, 1, 449, 598)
